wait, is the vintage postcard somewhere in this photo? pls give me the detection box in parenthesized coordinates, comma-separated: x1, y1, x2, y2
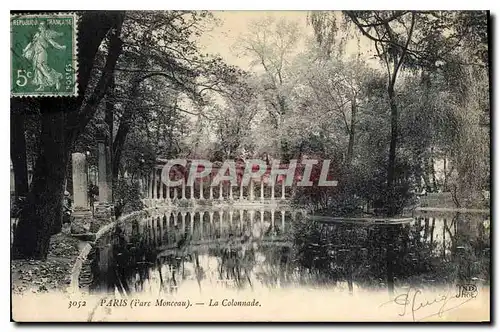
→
(10, 10, 490, 322)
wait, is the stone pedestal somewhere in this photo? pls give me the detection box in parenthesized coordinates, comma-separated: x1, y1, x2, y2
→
(70, 208, 93, 235)
(70, 153, 92, 235)
(95, 202, 115, 219)
(71, 153, 88, 209)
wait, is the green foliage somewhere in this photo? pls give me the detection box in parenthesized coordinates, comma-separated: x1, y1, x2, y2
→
(113, 179, 145, 218)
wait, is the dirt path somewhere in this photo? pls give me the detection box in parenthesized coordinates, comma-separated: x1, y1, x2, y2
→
(11, 232, 88, 295)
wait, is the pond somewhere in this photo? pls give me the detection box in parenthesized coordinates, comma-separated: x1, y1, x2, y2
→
(87, 207, 490, 297)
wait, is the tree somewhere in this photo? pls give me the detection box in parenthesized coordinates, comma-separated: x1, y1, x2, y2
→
(343, 11, 416, 216)
(234, 16, 302, 162)
(108, 11, 242, 180)
(12, 12, 125, 259)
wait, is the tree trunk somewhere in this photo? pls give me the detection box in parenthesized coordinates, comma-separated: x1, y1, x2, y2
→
(112, 80, 142, 181)
(386, 84, 398, 216)
(443, 156, 448, 191)
(105, 76, 115, 199)
(112, 113, 132, 182)
(12, 110, 67, 259)
(10, 107, 29, 198)
(346, 97, 357, 165)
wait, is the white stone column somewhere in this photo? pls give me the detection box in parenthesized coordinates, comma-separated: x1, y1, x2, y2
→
(71, 153, 88, 209)
(239, 209, 244, 228)
(199, 211, 204, 239)
(209, 211, 214, 225)
(239, 183, 244, 200)
(260, 210, 264, 224)
(161, 183, 166, 202)
(219, 183, 223, 200)
(165, 185, 170, 202)
(199, 181, 204, 199)
(260, 183, 264, 201)
(173, 187, 178, 200)
(181, 181, 186, 200)
(159, 216, 164, 244)
(190, 183, 195, 200)
(138, 177, 144, 197)
(281, 181, 286, 200)
(173, 213, 178, 226)
(229, 184, 233, 200)
(249, 210, 254, 226)
(271, 209, 275, 228)
(152, 169, 157, 201)
(271, 183, 275, 200)
(181, 212, 186, 231)
(249, 181, 254, 201)
(229, 210, 233, 225)
(148, 175, 152, 199)
(97, 141, 109, 203)
(209, 185, 213, 200)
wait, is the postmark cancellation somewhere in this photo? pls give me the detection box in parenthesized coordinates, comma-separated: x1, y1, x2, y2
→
(10, 13, 78, 97)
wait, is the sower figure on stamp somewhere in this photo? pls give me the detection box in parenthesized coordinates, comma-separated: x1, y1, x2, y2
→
(22, 21, 66, 91)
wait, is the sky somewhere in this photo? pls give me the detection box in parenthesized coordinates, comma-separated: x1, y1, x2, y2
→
(198, 11, 310, 71)
(197, 11, 379, 72)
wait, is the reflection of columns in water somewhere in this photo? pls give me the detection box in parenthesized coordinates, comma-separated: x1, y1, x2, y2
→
(165, 213, 170, 230)
(156, 170, 160, 199)
(199, 211, 204, 239)
(219, 183, 223, 200)
(209, 184, 213, 199)
(281, 181, 286, 200)
(158, 216, 163, 245)
(190, 212, 195, 233)
(239, 209, 244, 228)
(181, 181, 186, 199)
(209, 211, 214, 239)
(151, 217, 156, 244)
(271, 210, 275, 228)
(157, 169, 161, 199)
(281, 210, 285, 232)
(173, 212, 178, 226)
(229, 210, 233, 225)
(260, 210, 264, 224)
(219, 210, 224, 234)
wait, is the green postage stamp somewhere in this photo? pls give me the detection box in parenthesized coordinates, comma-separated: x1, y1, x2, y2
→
(10, 13, 78, 97)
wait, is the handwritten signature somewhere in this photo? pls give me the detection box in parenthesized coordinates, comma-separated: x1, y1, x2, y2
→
(379, 287, 475, 321)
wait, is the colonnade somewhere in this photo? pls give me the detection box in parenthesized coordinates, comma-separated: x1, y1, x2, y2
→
(139, 167, 290, 205)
